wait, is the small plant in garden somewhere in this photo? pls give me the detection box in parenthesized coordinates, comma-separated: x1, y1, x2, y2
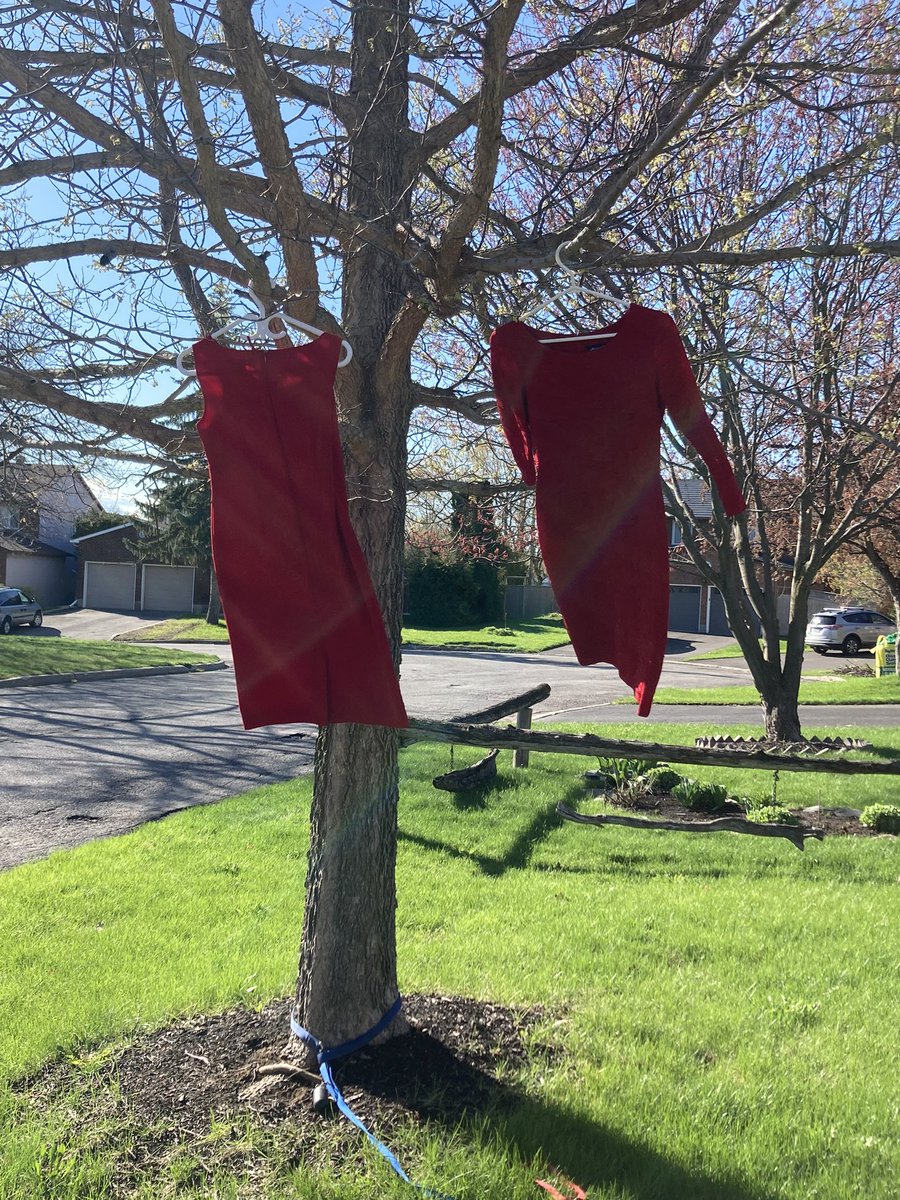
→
(729, 796, 754, 813)
(671, 778, 729, 812)
(859, 804, 900, 834)
(747, 805, 800, 826)
(595, 757, 654, 790)
(643, 765, 684, 793)
(482, 626, 516, 636)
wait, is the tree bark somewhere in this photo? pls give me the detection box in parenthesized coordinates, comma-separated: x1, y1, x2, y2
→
(293, 0, 415, 1054)
(295, 723, 403, 1053)
(762, 691, 804, 742)
(205, 567, 221, 625)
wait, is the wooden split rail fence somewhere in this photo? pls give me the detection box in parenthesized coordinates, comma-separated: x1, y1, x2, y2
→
(402, 684, 899, 849)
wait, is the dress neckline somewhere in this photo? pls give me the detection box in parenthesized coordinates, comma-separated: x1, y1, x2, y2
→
(515, 304, 637, 352)
(195, 332, 337, 356)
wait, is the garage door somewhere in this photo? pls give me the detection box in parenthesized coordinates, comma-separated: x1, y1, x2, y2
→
(668, 584, 701, 632)
(84, 562, 137, 610)
(5, 553, 72, 608)
(142, 564, 195, 613)
(708, 587, 761, 636)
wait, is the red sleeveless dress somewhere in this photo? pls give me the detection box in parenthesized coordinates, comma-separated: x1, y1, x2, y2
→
(194, 334, 408, 730)
(490, 305, 746, 716)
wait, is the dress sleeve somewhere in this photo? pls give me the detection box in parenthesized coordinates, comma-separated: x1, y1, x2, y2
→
(490, 325, 536, 485)
(655, 313, 747, 518)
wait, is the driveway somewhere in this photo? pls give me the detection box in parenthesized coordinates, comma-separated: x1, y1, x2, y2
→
(26, 608, 206, 642)
(0, 672, 314, 871)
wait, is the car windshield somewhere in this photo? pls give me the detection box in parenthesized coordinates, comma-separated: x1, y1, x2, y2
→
(810, 614, 836, 625)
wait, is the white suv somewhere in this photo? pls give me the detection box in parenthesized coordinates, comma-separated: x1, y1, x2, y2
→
(805, 607, 896, 656)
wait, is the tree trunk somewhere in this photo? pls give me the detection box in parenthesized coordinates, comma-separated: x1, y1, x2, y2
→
(205, 567, 221, 625)
(293, 0, 414, 1054)
(295, 723, 403, 1051)
(762, 689, 803, 741)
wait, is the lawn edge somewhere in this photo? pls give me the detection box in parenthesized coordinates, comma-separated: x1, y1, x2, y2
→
(0, 661, 227, 689)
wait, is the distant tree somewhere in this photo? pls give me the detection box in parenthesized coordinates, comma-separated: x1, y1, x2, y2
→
(863, 528, 900, 630)
(129, 469, 220, 623)
(73, 509, 128, 538)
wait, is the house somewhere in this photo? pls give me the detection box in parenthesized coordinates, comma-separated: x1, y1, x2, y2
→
(665, 476, 734, 634)
(71, 523, 209, 613)
(666, 478, 835, 635)
(0, 465, 102, 606)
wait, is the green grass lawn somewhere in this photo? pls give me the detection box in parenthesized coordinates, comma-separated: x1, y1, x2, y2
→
(1, 723, 897, 1198)
(114, 616, 230, 643)
(687, 639, 789, 661)
(402, 613, 569, 651)
(0, 636, 219, 679)
(650, 676, 900, 705)
(122, 613, 572, 653)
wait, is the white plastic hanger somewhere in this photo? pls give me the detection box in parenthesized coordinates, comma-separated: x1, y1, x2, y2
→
(176, 289, 353, 375)
(522, 243, 630, 344)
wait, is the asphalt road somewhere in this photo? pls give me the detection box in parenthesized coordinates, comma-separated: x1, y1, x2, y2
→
(0, 672, 317, 871)
(1, 611, 896, 870)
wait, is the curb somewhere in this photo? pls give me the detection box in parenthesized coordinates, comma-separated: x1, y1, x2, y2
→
(0, 661, 229, 689)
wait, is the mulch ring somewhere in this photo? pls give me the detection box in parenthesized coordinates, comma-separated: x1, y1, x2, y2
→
(17, 994, 562, 1191)
(599, 790, 881, 837)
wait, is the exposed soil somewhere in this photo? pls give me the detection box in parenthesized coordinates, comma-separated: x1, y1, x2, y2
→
(600, 790, 883, 837)
(18, 994, 561, 1194)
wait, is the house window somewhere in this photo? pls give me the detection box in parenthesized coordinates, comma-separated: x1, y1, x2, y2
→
(668, 519, 682, 547)
(0, 503, 17, 528)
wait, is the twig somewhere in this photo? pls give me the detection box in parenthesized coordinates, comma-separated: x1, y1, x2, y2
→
(184, 1050, 211, 1066)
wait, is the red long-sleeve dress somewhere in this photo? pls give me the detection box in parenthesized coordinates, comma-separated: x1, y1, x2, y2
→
(490, 304, 746, 716)
(194, 334, 408, 730)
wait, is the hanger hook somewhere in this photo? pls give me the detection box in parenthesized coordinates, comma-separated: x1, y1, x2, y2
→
(245, 288, 268, 319)
(554, 240, 581, 278)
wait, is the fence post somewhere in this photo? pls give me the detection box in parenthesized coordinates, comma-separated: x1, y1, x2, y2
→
(514, 706, 532, 768)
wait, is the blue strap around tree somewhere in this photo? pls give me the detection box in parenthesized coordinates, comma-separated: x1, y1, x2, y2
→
(290, 997, 455, 1199)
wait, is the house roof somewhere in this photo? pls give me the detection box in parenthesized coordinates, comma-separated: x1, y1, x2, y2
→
(0, 529, 69, 557)
(0, 463, 102, 508)
(70, 522, 135, 543)
(673, 476, 713, 519)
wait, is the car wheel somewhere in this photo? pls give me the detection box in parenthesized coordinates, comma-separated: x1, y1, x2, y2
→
(30, 612, 43, 627)
(811, 647, 828, 655)
(0, 616, 12, 635)
(842, 634, 862, 656)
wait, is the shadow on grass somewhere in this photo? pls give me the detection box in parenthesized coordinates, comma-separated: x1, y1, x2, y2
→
(400, 784, 575, 876)
(497, 1090, 777, 1200)
(340, 1026, 776, 1200)
(448, 772, 522, 811)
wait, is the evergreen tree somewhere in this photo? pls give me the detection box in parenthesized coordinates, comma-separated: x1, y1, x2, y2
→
(129, 468, 220, 623)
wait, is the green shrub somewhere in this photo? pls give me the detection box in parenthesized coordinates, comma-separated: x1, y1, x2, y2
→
(747, 805, 800, 826)
(405, 555, 503, 626)
(643, 766, 685, 793)
(671, 778, 729, 812)
(859, 804, 900, 834)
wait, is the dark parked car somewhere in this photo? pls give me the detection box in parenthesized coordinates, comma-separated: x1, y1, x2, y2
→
(805, 607, 895, 656)
(0, 587, 43, 634)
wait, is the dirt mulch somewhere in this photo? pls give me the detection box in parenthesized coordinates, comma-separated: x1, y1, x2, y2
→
(18, 994, 560, 1193)
(595, 789, 883, 837)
